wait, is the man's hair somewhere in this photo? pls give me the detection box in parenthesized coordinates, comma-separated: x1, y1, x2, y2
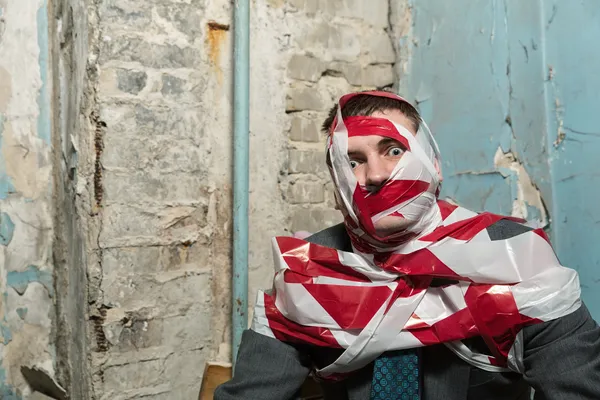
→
(321, 93, 421, 134)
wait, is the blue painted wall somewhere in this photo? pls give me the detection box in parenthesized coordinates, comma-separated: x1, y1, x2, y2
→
(401, 0, 600, 319)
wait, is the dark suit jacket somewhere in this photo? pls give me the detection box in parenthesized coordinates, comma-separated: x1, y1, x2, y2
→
(215, 221, 600, 399)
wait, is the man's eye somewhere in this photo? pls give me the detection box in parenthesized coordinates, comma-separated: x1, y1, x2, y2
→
(349, 160, 359, 169)
(387, 147, 404, 157)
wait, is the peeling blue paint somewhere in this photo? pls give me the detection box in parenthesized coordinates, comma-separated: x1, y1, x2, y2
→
(6, 265, 54, 297)
(0, 212, 14, 246)
(0, 117, 17, 199)
(0, 323, 12, 345)
(402, 0, 514, 216)
(0, 277, 15, 394)
(403, 0, 600, 320)
(0, 372, 19, 400)
(0, 292, 11, 355)
(36, 0, 51, 145)
(541, 0, 600, 317)
(0, 2, 55, 397)
(0, 368, 19, 400)
(15, 308, 27, 320)
(526, 204, 543, 224)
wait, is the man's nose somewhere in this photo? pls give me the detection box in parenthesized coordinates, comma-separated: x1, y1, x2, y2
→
(365, 158, 390, 190)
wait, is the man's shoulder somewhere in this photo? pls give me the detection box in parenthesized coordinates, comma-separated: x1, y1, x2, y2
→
(305, 223, 352, 251)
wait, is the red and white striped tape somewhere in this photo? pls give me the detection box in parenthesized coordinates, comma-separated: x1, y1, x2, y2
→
(251, 92, 581, 378)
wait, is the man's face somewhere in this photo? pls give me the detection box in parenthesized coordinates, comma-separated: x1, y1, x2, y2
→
(345, 109, 418, 237)
(346, 110, 416, 189)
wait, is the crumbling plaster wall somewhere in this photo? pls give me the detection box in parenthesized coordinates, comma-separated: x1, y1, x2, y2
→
(51, 0, 94, 397)
(0, 0, 57, 397)
(4, 0, 561, 398)
(84, 0, 408, 398)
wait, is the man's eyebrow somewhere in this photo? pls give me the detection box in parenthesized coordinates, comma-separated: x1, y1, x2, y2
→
(347, 150, 362, 158)
(377, 137, 405, 150)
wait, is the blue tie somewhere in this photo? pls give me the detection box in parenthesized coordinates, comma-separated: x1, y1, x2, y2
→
(370, 349, 421, 399)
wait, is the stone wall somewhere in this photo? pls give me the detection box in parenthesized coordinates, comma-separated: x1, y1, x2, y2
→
(83, 0, 405, 398)
(280, 0, 397, 237)
(87, 0, 229, 398)
(1, 0, 408, 398)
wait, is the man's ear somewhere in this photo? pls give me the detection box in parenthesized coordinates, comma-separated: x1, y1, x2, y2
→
(434, 159, 443, 182)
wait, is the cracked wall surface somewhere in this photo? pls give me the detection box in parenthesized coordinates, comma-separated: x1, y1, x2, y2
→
(88, 0, 223, 397)
(50, 0, 94, 397)
(7, 0, 598, 397)
(541, 0, 600, 315)
(0, 0, 57, 397)
(265, 0, 402, 303)
(399, 0, 549, 222)
(399, 0, 600, 319)
(84, 0, 410, 398)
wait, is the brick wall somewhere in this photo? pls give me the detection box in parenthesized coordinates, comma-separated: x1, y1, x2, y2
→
(79, 0, 406, 398)
(89, 0, 228, 398)
(281, 0, 397, 235)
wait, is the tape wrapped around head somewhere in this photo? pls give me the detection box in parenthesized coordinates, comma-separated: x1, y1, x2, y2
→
(327, 91, 443, 252)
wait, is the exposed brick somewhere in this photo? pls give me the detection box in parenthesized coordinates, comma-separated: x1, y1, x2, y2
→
(102, 244, 211, 278)
(288, 150, 326, 174)
(115, 317, 164, 351)
(100, 204, 208, 246)
(364, 31, 396, 64)
(331, 62, 394, 87)
(102, 134, 206, 171)
(99, 103, 204, 140)
(100, 0, 205, 36)
(103, 359, 165, 391)
(155, 4, 205, 37)
(319, 75, 355, 104)
(99, 35, 201, 69)
(362, 64, 395, 87)
(102, 271, 212, 317)
(89, 1, 404, 399)
(286, 180, 325, 204)
(337, 0, 389, 28)
(290, 207, 344, 233)
(295, 22, 361, 63)
(163, 348, 206, 385)
(106, 309, 212, 353)
(103, 171, 209, 204)
(161, 74, 185, 96)
(288, 0, 319, 14)
(287, 54, 325, 82)
(160, 313, 212, 349)
(99, 0, 152, 31)
(116, 69, 147, 95)
(157, 72, 206, 103)
(289, 116, 321, 142)
(286, 86, 326, 112)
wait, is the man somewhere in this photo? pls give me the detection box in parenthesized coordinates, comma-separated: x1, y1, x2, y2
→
(215, 91, 600, 399)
